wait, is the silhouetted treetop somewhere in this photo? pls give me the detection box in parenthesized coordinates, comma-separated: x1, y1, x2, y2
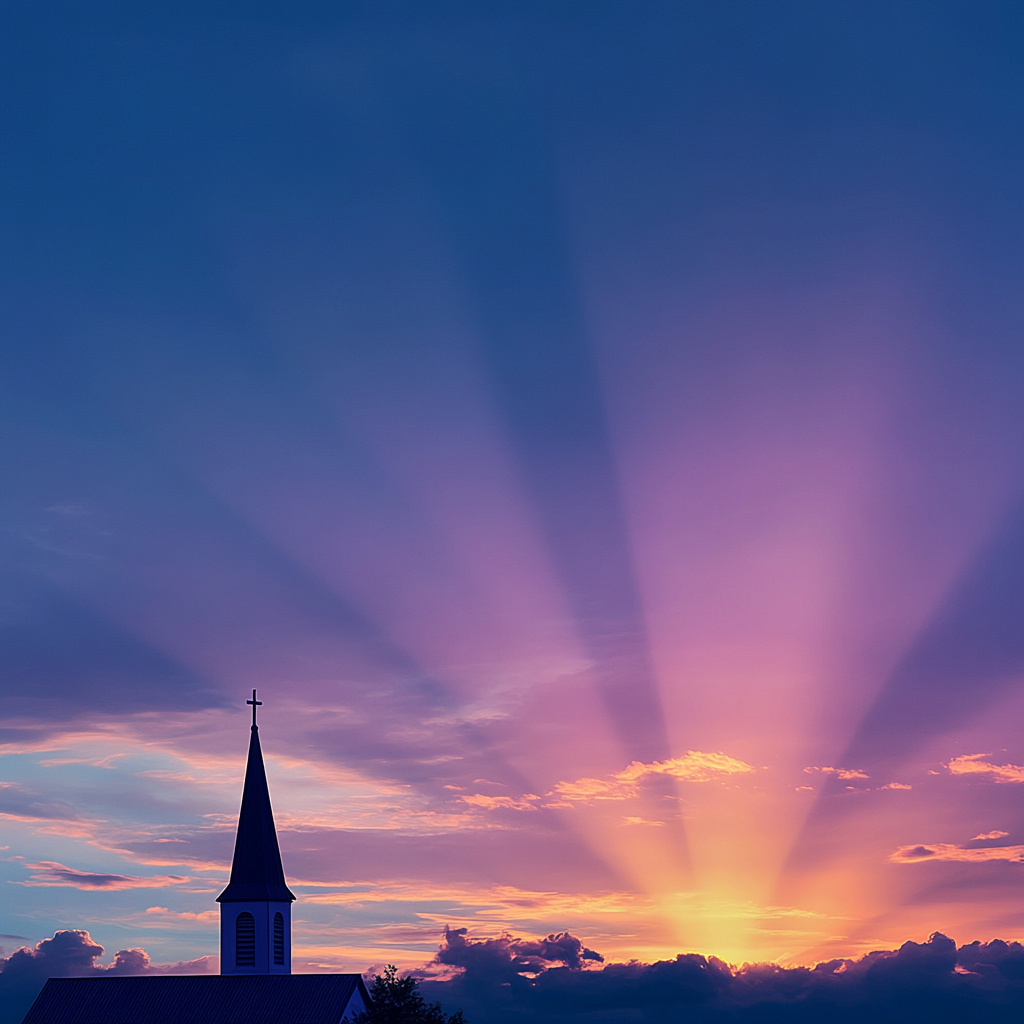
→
(351, 965, 466, 1024)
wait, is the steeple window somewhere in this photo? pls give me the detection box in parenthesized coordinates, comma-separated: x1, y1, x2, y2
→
(235, 912, 256, 966)
(273, 912, 284, 965)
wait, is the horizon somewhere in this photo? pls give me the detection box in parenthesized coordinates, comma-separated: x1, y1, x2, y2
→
(1, 2, 1022, 1018)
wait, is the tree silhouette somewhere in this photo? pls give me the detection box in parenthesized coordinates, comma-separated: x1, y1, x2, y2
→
(351, 965, 466, 1024)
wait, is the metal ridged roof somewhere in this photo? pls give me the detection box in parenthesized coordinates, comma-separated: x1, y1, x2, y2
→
(217, 725, 296, 903)
(21, 975, 368, 1024)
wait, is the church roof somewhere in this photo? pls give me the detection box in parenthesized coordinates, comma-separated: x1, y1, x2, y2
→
(22, 975, 369, 1024)
(216, 723, 296, 903)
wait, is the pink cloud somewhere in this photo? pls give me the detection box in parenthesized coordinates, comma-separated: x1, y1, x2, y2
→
(144, 907, 218, 922)
(890, 844, 1024, 864)
(36, 754, 125, 769)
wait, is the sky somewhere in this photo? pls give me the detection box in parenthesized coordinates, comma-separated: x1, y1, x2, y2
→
(1, 0, 1023, 995)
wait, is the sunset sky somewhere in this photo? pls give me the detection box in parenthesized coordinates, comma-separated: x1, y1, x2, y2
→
(2, 0, 1023, 979)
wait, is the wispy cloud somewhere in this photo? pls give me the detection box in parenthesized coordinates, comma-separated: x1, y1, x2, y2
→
(0, 782, 82, 822)
(15, 862, 191, 889)
(298, 880, 829, 946)
(947, 754, 1024, 783)
(890, 844, 1024, 864)
(299, 881, 648, 922)
(971, 830, 1009, 841)
(37, 754, 125, 769)
(293, 878, 845, 972)
(459, 794, 541, 812)
(144, 907, 218, 922)
(802, 766, 869, 780)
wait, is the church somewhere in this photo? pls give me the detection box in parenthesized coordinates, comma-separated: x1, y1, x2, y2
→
(22, 693, 371, 1023)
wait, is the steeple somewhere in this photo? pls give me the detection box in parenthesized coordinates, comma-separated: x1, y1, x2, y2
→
(217, 713, 296, 904)
(217, 692, 295, 975)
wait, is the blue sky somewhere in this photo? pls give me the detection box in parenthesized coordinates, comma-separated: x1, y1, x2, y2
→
(1, 0, 1022, 979)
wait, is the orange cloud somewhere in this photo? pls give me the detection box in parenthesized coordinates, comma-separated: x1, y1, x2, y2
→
(296, 879, 839, 969)
(550, 776, 630, 801)
(947, 754, 1024, 783)
(551, 751, 756, 804)
(971, 830, 1009, 841)
(803, 766, 869, 780)
(879, 782, 911, 790)
(459, 794, 540, 812)
(16, 861, 191, 889)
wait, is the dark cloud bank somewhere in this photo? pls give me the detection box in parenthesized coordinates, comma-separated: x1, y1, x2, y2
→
(416, 927, 1023, 1023)
(0, 931, 210, 1024)
(4, 928, 1021, 1024)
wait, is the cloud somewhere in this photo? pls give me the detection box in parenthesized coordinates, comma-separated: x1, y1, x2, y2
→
(36, 754, 125, 769)
(459, 794, 540, 812)
(550, 751, 756, 804)
(294, 879, 838, 972)
(15, 862, 190, 889)
(454, 752, 756, 810)
(0, 782, 81, 822)
(879, 782, 912, 790)
(0, 930, 212, 1024)
(972, 830, 1010, 841)
(433, 926, 603, 980)
(803, 766, 869, 780)
(416, 929, 1024, 1023)
(947, 754, 1024, 783)
(890, 844, 1024, 864)
(623, 751, 757, 783)
(144, 907, 218, 922)
(547, 775, 628, 802)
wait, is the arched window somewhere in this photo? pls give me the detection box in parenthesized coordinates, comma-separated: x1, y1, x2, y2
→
(235, 912, 256, 967)
(273, 912, 284, 965)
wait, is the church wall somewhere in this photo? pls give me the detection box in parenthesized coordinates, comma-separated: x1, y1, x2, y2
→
(340, 987, 368, 1021)
(220, 901, 292, 975)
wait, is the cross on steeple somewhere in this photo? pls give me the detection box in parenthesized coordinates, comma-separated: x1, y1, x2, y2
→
(247, 689, 262, 727)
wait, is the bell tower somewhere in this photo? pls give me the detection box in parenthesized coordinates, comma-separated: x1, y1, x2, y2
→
(216, 691, 296, 975)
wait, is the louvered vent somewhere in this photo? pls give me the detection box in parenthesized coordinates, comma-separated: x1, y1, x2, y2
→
(273, 912, 284, 965)
(236, 912, 256, 967)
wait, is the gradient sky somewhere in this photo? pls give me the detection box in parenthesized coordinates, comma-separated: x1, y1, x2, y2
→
(1, 0, 1023, 975)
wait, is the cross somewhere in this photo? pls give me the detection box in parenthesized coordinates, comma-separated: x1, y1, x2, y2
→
(247, 689, 262, 726)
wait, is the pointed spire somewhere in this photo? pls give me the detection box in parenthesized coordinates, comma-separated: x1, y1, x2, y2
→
(217, 706, 295, 904)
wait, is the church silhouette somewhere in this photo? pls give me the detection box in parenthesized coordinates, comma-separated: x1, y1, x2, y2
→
(23, 693, 371, 1023)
